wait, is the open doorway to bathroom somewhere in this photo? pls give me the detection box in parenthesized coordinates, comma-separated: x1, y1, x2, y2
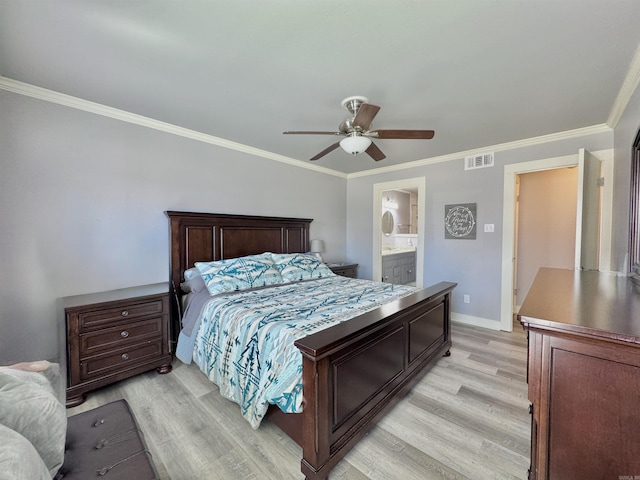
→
(381, 189, 418, 285)
(373, 178, 425, 288)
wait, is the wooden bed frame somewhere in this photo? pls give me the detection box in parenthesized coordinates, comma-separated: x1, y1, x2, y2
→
(166, 211, 456, 480)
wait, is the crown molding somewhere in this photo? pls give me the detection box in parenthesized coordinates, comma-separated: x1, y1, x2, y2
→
(0, 76, 347, 179)
(347, 123, 612, 179)
(0, 76, 616, 181)
(608, 41, 640, 129)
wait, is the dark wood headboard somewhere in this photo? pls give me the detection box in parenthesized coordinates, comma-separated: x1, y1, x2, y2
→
(165, 211, 312, 349)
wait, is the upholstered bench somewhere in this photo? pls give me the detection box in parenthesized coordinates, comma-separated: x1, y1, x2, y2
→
(0, 362, 159, 480)
(57, 399, 158, 479)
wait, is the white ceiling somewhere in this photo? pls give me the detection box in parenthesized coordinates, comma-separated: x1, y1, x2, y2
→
(2, 1, 640, 175)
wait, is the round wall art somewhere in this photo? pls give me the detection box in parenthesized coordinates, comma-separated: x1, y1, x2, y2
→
(444, 203, 477, 239)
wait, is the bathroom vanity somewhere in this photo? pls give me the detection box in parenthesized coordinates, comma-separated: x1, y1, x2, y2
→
(381, 247, 416, 285)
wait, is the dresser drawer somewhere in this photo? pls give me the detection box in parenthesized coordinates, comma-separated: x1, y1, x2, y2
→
(77, 298, 165, 331)
(80, 340, 164, 382)
(80, 317, 164, 356)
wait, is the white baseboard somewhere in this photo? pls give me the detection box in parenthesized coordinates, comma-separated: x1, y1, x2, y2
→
(451, 312, 501, 331)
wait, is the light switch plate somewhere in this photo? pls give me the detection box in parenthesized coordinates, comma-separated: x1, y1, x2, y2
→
(484, 224, 495, 232)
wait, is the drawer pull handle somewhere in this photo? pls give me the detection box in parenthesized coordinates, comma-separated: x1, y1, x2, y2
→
(121, 310, 129, 317)
(121, 353, 129, 361)
(120, 330, 129, 338)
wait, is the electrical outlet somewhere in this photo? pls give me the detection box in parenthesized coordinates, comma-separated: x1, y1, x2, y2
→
(484, 224, 495, 233)
(463, 294, 470, 304)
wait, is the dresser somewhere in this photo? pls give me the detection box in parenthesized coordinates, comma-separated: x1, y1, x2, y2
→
(63, 283, 173, 407)
(518, 268, 640, 480)
(327, 263, 358, 278)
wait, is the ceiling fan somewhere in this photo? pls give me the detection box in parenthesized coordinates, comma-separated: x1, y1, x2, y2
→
(283, 96, 434, 162)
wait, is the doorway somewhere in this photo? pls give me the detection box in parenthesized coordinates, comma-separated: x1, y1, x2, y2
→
(373, 178, 425, 288)
(380, 188, 418, 285)
(514, 167, 578, 310)
(500, 149, 612, 331)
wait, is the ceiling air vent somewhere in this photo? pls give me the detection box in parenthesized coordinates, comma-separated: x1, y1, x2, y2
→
(464, 152, 494, 170)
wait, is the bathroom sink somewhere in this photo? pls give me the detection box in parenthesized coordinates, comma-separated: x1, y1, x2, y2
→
(381, 246, 416, 255)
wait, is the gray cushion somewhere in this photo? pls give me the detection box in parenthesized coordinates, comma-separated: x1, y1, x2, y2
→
(0, 371, 66, 476)
(181, 267, 207, 293)
(0, 362, 64, 405)
(0, 423, 50, 480)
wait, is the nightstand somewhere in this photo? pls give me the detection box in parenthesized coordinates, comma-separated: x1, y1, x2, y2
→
(62, 283, 172, 407)
(327, 263, 358, 278)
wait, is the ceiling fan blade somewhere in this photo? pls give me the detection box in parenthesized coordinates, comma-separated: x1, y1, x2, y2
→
(310, 142, 341, 161)
(353, 103, 381, 131)
(373, 129, 435, 139)
(283, 131, 342, 135)
(365, 142, 386, 162)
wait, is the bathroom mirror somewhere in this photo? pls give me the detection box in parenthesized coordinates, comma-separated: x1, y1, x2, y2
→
(381, 211, 394, 236)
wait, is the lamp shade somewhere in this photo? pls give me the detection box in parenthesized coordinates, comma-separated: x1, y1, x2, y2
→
(339, 135, 372, 155)
(310, 239, 325, 253)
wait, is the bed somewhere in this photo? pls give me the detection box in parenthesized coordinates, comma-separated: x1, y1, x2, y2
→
(167, 211, 456, 480)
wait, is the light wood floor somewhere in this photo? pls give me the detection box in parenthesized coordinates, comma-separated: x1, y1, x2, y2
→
(68, 322, 531, 480)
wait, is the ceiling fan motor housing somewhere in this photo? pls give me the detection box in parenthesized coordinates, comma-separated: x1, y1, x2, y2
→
(339, 118, 361, 134)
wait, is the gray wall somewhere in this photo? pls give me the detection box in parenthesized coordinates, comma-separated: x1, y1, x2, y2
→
(3, 80, 639, 361)
(346, 131, 613, 329)
(0, 91, 347, 363)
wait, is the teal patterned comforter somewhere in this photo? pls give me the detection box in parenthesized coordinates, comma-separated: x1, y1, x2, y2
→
(191, 276, 416, 428)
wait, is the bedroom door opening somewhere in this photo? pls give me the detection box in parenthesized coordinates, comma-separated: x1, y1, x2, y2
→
(373, 178, 425, 288)
(500, 148, 611, 331)
(513, 167, 578, 312)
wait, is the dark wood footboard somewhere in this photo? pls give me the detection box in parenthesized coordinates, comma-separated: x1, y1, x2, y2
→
(269, 281, 456, 480)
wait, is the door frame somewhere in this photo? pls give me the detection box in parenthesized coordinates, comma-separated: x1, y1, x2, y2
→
(499, 150, 613, 331)
(373, 177, 426, 288)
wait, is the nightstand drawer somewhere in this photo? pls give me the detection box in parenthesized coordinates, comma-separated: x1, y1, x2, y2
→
(80, 340, 164, 382)
(77, 298, 165, 331)
(64, 285, 172, 407)
(328, 263, 358, 278)
(338, 266, 357, 278)
(80, 317, 164, 356)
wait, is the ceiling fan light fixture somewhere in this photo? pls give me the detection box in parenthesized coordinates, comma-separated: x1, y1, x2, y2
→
(339, 134, 371, 155)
